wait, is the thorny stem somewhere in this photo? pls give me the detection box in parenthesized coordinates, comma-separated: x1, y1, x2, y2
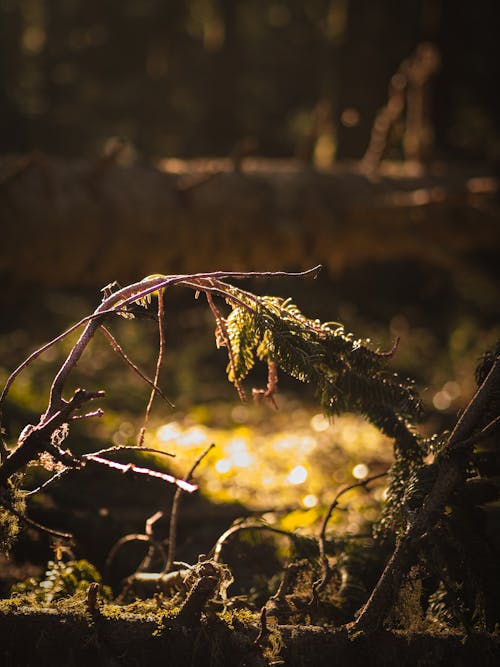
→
(164, 443, 215, 573)
(139, 289, 167, 445)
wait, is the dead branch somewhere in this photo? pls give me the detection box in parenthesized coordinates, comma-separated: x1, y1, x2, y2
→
(83, 454, 197, 493)
(174, 561, 220, 627)
(352, 357, 500, 634)
(0, 388, 104, 486)
(23, 446, 175, 497)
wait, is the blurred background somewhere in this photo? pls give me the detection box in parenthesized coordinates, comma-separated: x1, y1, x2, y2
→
(1, 0, 500, 161)
(0, 0, 499, 586)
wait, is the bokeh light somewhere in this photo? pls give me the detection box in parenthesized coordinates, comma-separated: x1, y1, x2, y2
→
(288, 465, 308, 485)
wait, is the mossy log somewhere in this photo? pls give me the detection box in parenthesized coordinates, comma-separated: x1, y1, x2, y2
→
(0, 605, 499, 667)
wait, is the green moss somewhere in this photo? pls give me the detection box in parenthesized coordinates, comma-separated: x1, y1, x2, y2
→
(218, 607, 257, 630)
(12, 559, 112, 604)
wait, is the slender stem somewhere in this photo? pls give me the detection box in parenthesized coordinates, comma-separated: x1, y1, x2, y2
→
(164, 443, 215, 573)
(139, 290, 167, 445)
(313, 472, 387, 598)
(0, 496, 73, 541)
(23, 446, 175, 497)
(84, 454, 198, 493)
(100, 326, 174, 407)
(212, 521, 297, 563)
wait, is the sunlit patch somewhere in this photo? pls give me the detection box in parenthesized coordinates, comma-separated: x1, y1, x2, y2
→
(302, 494, 318, 508)
(156, 422, 182, 442)
(288, 465, 308, 485)
(272, 436, 296, 451)
(232, 450, 253, 468)
(352, 463, 369, 479)
(178, 426, 208, 447)
(215, 458, 231, 474)
(299, 436, 317, 453)
(341, 424, 358, 442)
(310, 413, 329, 432)
(226, 437, 253, 468)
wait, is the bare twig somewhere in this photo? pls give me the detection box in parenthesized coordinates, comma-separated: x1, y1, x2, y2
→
(252, 360, 279, 408)
(84, 454, 197, 493)
(453, 414, 500, 450)
(100, 326, 173, 407)
(139, 289, 167, 445)
(212, 520, 298, 563)
(0, 389, 104, 486)
(23, 446, 175, 497)
(164, 443, 215, 573)
(136, 510, 167, 572)
(0, 307, 132, 413)
(312, 471, 388, 601)
(105, 534, 151, 569)
(90, 445, 175, 459)
(0, 495, 73, 541)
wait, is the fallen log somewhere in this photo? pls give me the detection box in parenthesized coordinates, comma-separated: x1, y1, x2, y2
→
(1, 154, 498, 291)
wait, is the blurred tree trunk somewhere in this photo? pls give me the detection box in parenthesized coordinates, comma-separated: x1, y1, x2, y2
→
(335, 0, 422, 160)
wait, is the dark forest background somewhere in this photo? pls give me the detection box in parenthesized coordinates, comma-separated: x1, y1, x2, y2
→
(1, 0, 499, 163)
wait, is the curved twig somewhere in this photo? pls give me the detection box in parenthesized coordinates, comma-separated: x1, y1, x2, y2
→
(0, 496, 73, 541)
(312, 471, 388, 600)
(212, 521, 298, 563)
(164, 443, 215, 573)
(0, 307, 131, 413)
(44, 267, 320, 419)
